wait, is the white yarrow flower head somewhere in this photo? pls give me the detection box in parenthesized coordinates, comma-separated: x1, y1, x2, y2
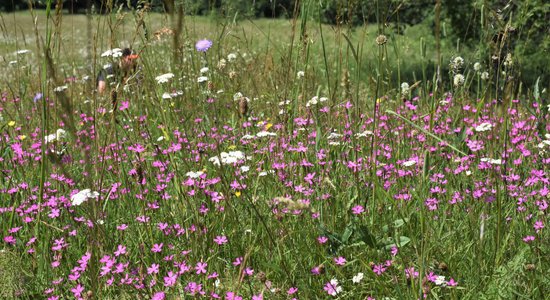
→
(71, 189, 99, 206)
(197, 76, 208, 83)
(475, 122, 492, 132)
(200, 67, 209, 74)
(297, 71, 305, 79)
(481, 71, 489, 80)
(162, 92, 172, 99)
(352, 272, 364, 283)
(453, 74, 465, 87)
(401, 82, 410, 95)
(155, 73, 175, 84)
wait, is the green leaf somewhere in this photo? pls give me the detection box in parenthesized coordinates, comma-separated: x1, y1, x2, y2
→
(357, 224, 377, 248)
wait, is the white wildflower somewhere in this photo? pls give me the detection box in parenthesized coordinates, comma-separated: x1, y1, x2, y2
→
(217, 59, 226, 69)
(355, 130, 373, 137)
(227, 53, 237, 61)
(481, 71, 489, 80)
(434, 275, 446, 286)
(233, 92, 244, 101)
(475, 122, 492, 132)
(157, 136, 165, 141)
(197, 76, 208, 83)
(352, 272, 364, 283)
(54, 85, 68, 92)
(200, 67, 209, 74)
(185, 171, 204, 178)
(504, 53, 513, 67)
(56, 129, 67, 140)
(256, 131, 277, 137)
(453, 74, 465, 87)
(480, 157, 502, 165)
(327, 132, 342, 140)
(474, 62, 481, 71)
(16, 49, 31, 55)
(297, 71, 305, 79)
(402, 160, 417, 167)
(162, 92, 172, 99)
(401, 82, 410, 95)
(101, 48, 122, 58)
(155, 73, 175, 84)
(71, 189, 99, 206)
(240, 165, 250, 173)
(450, 56, 464, 71)
(306, 96, 319, 107)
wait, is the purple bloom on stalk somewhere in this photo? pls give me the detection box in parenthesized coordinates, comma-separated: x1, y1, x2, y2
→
(33, 93, 43, 102)
(196, 39, 213, 52)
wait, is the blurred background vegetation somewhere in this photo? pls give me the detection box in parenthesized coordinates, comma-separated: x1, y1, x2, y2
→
(2, 0, 548, 90)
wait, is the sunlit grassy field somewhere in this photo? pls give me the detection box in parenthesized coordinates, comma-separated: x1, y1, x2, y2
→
(0, 6, 548, 300)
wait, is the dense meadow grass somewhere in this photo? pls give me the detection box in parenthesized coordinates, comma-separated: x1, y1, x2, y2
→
(0, 6, 549, 300)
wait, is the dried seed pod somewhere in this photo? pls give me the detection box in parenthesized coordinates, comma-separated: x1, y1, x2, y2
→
(238, 97, 248, 118)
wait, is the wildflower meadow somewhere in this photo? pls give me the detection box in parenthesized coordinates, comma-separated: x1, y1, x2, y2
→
(0, 1, 548, 299)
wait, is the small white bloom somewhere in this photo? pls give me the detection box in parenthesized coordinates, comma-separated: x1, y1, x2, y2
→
(401, 82, 410, 95)
(233, 92, 244, 101)
(475, 122, 493, 132)
(71, 189, 99, 206)
(101, 48, 122, 58)
(16, 49, 31, 55)
(227, 53, 237, 61)
(481, 71, 489, 80)
(240, 165, 250, 172)
(306, 96, 319, 107)
(352, 272, 364, 283)
(197, 76, 208, 83)
(453, 74, 465, 87)
(200, 67, 209, 74)
(319, 97, 328, 102)
(355, 130, 373, 137)
(327, 132, 342, 140)
(480, 158, 502, 165)
(185, 171, 204, 178)
(504, 53, 513, 67)
(217, 59, 226, 69)
(44, 133, 57, 143)
(434, 275, 446, 286)
(241, 134, 255, 140)
(54, 85, 68, 92)
(402, 160, 417, 167)
(56, 129, 67, 140)
(297, 71, 305, 78)
(256, 131, 277, 137)
(155, 73, 175, 84)
(9, 60, 17, 65)
(162, 92, 172, 99)
(157, 136, 165, 141)
(474, 62, 481, 71)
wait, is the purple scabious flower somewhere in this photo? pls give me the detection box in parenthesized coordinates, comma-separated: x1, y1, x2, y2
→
(196, 39, 213, 52)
